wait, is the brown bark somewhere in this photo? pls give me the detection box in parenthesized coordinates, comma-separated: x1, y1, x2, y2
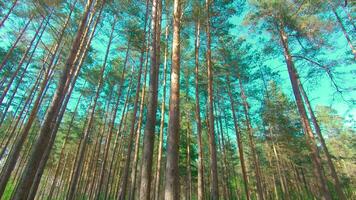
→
(11, 0, 94, 199)
(237, 75, 265, 200)
(205, 0, 219, 199)
(0, 15, 60, 197)
(0, 15, 47, 106)
(194, 16, 205, 200)
(164, 0, 181, 199)
(332, 7, 356, 59)
(139, 0, 162, 198)
(277, 21, 332, 200)
(0, 16, 32, 72)
(129, 34, 150, 200)
(67, 9, 111, 200)
(0, 0, 19, 28)
(298, 79, 346, 200)
(154, 21, 169, 200)
(226, 74, 250, 200)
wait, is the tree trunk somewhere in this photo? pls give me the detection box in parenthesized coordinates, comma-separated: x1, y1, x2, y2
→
(0, 15, 47, 106)
(298, 79, 346, 200)
(0, 16, 32, 72)
(129, 35, 150, 200)
(0, 0, 18, 28)
(194, 16, 205, 200)
(332, 7, 356, 59)
(277, 21, 332, 200)
(164, 0, 181, 199)
(226, 74, 250, 200)
(154, 21, 169, 200)
(139, 0, 162, 198)
(11, 1, 94, 199)
(205, 0, 219, 198)
(237, 75, 265, 200)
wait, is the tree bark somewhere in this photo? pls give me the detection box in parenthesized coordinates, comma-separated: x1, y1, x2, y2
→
(11, 1, 94, 199)
(277, 21, 332, 200)
(226, 74, 250, 200)
(139, 0, 162, 198)
(205, 0, 219, 198)
(164, 0, 181, 199)
(194, 16, 205, 200)
(298, 79, 346, 200)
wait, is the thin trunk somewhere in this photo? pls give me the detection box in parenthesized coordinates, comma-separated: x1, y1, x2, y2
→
(67, 11, 110, 200)
(0, 15, 47, 106)
(154, 22, 169, 200)
(332, 7, 356, 59)
(139, 0, 162, 198)
(298, 79, 346, 200)
(164, 0, 181, 199)
(0, 0, 18, 28)
(129, 35, 150, 200)
(205, 0, 219, 198)
(0, 16, 32, 72)
(278, 21, 332, 200)
(11, 1, 94, 199)
(194, 17, 205, 200)
(226, 74, 250, 200)
(237, 75, 264, 200)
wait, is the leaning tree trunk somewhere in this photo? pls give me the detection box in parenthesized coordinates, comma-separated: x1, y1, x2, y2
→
(332, 7, 356, 59)
(0, 16, 32, 72)
(11, 1, 94, 199)
(0, 15, 47, 106)
(164, 0, 181, 198)
(277, 20, 332, 200)
(0, 0, 18, 28)
(226, 74, 250, 200)
(205, 0, 219, 199)
(298, 79, 346, 200)
(237, 74, 265, 200)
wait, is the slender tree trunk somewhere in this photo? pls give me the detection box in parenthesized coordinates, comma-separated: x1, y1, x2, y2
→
(277, 21, 332, 200)
(154, 22, 169, 200)
(298, 79, 346, 200)
(194, 16, 205, 200)
(205, 0, 219, 198)
(0, 16, 32, 72)
(0, 25, 58, 199)
(0, 0, 18, 28)
(117, 21, 149, 200)
(139, 0, 162, 198)
(67, 12, 110, 200)
(226, 74, 250, 200)
(332, 7, 356, 59)
(237, 75, 265, 200)
(164, 0, 181, 199)
(11, 1, 94, 199)
(129, 36, 150, 200)
(0, 15, 48, 106)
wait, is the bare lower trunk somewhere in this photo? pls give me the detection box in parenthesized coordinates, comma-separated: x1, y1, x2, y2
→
(278, 21, 332, 200)
(298, 79, 346, 200)
(154, 21, 169, 200)
(205, 0, 219, 199)
(238, 76, 264, 200)
(11, 1, 94, 199)
(226, 74, 250, 200)
(139, 0, 162, 198)
(164, 0, 181, 199)
(194, 17, 205, 200)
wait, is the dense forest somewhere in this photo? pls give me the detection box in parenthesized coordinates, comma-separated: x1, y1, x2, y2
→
(0, 0, 355, 199)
